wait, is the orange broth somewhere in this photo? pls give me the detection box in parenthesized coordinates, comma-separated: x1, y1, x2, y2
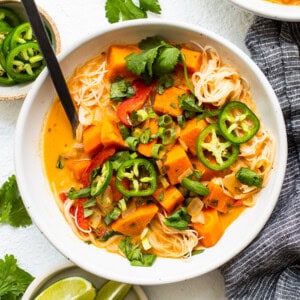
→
(43, 99, 245, 235)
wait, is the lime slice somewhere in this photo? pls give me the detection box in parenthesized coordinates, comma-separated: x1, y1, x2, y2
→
(95, 280, 132, 300)
(34, 276, 96, 300)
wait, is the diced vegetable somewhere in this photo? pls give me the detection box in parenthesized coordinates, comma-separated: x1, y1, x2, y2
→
(82, 124, 102, 156)
(191, 157, 223, 181)
(179, 118, 207, 155)
(106, 45, 140, 80)
(111, 203, 159, 236)
(163, 144, 193, 185)
(193, 208, 224, 247)
(153, 186, 184, 214)
(67, 159, 91, 181)
(180, 47, 202, 73)
(137, 118, 159, 157)
(202, 182, 234, 213)
(153, 86, 185, 117)
(80, 147, 116, 186)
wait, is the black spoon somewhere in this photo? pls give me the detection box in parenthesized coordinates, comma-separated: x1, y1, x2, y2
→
(21, 0, 78, 136)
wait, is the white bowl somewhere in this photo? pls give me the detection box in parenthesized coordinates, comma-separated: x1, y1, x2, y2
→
(23, 261, 148, 300)
(15, 20, 287, 285)
(0, 0, 61, 101)
(226, 0, 300, 22)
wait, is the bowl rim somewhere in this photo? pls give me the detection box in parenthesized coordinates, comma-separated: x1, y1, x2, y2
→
(15, 19, 287, 285)
(226, 0, 300, 22)
(0, 0, 61, 101)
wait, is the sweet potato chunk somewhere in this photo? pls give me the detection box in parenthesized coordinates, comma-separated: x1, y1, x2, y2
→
(82, 124, 102, 156)
(179, 118, 207, 156)
(137, 118, 159, 157)
(203, 182, 234, 213)
(153, 186, 184, 214)
(153, 86, 185, 117)
(181, 48, 202, 73)
(111, 203, 159, 236)
(193, 208, 224, 248)
(164, 144, 193, 185)
(106, 45, 141, 80)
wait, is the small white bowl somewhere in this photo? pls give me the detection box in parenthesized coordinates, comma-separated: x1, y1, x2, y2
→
(15, 19, 287, 285)
(0, 0, 61, 101)
(23, 261, 148, 300)
(226, 0, 300, 22)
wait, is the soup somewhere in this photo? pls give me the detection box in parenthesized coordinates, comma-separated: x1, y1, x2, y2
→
(43, 37, 274, 266)
(266, 0, 300, 4)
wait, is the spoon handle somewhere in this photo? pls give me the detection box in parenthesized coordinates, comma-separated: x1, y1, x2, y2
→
(21, 0, 78, 136)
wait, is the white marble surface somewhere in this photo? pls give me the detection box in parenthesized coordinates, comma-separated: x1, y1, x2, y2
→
(0, 1, 254, 298)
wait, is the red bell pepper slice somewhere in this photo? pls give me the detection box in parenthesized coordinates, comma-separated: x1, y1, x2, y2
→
(76, 198, 90, 231)
(81, 146, 116, 187)
(117, 79, 154, 127)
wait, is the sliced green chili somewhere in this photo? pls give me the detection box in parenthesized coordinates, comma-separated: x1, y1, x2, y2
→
(116, 158, 157, 197)
(181, 177, 210, 196)
(218, 101, 260, 144)
(196, 124, 239, 171)
(90, 160, 113, 196)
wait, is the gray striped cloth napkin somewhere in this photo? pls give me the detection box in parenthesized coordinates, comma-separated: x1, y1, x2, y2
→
(220, 17, 300, 299)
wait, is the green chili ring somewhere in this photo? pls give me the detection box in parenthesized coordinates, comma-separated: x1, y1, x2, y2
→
(196, 123, 239, 171)
(0, 8, 21, 27)
(218, 101, 260, 144)
(5, 41, 45, 83)
(90, 160, 113, 196)
(116, 158, 157, 197)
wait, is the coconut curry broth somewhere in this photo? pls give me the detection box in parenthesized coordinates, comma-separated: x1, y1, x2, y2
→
(43, 99, 245, 235)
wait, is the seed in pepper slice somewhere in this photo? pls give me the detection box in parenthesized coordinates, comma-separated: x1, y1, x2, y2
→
(196, 123, 239, 171)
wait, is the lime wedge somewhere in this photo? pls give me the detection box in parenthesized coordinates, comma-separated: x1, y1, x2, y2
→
(95, 280, 132, 300)
(34, 276, 96, 300)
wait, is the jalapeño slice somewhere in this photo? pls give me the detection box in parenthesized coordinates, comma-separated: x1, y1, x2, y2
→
(196, 123, 239, 171)
(116, 158, 157, 197)
(218, 101, 260, 144)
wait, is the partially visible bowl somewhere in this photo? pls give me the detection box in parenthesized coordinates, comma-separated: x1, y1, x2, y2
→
(226, 0, 300, 21)
(22, 261, 148, 300)
(15, 20, 287, 285)
(0, 0, 61, 101)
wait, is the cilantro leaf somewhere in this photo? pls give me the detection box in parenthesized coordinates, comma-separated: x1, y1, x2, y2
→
(125, 36, 181, 83)
(139, 0, 161, 13)
(0, 175, 32, 227)
(163, 207, 191, 230)
(105, 0, 146, 23)
(0, 254, 34, 298)
(152, 46, 181, 75)
(105, 0, 161, 24)
(119, 237, 156, 267)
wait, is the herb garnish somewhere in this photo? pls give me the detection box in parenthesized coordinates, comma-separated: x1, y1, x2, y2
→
(0, 254, 34, 299)
(105, 0, 161, 23)
(119, 236, 156, 266)
(0, 175, 32, 227)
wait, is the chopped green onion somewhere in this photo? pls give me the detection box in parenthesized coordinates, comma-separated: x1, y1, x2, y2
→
(104, 207, 122, 225)
(160, 128, 176, 145)
(125, 136, 139, 151)
(82, 198, 96, 208)
(118, 198, 127, 212)
(67, 187, 91, 200)
(177, 115, 186, 128)
(152, 144, 166, 159)
(83, 208, 94, 218)
(142, 237, 152, 250)
(139, 128, 151, 144)
(157, 114, 173, 127)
